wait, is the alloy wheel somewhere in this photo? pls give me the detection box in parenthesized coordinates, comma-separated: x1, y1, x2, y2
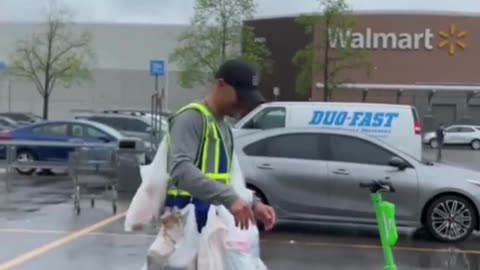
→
(430, 199, 473, 241)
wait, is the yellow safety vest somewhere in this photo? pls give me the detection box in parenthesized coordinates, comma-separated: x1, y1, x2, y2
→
(167, 102, 232, 197)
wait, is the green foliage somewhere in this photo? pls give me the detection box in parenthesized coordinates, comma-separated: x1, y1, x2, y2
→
(7, 5, 95, 119)
(292, 43, 314, 96)
(240, 25, 273, 77)
(169, 0, 272, 89)
(293, 0, 371, 100)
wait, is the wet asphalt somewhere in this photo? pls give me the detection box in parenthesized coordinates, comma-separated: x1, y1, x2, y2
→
(1, 147, 480, 270)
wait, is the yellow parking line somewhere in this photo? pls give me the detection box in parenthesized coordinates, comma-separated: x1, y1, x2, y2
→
(0, 212, 126, 270)
(261, 239, 480, 255)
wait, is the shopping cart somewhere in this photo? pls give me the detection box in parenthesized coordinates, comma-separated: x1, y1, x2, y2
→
(359, 179, 398, 270)
(68, 146, 119, 215)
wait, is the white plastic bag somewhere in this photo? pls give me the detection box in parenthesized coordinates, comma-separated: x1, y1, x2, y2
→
(147, 204, 199, 270)
(230, 154, 254, 204)
(217, 206, 267, 270)
(197, 206, 229, 270)
(124, 137, 170, 232)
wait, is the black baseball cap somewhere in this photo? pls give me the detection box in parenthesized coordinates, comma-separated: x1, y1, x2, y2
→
(215, 59, 266, 107)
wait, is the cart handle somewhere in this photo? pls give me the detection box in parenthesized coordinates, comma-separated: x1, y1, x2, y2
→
(359, 180, 396, 193)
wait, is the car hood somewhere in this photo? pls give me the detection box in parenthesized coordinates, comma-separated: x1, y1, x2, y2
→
(419, 161, 480, 188)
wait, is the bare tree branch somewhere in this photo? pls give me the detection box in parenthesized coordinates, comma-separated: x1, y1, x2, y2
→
(6, 1, 95, 119)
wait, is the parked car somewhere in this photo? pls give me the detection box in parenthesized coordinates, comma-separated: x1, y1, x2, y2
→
(73, 113, 166, 162)
(0, 124, 9, 132)
(423, 125, 480, 150)
(0, 120, 130, 175)
(102, 109, 172, 118)
(0, 116, 19, 128)
(0, 112, 43, 125)
(101, 110, 170, 133)
(236, 127, 480, 242)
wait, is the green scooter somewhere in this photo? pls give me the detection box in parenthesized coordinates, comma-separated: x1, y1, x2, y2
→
(359, 180, 398, 270)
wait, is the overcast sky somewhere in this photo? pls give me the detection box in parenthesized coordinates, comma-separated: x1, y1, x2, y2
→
(0, 0, 478, 24)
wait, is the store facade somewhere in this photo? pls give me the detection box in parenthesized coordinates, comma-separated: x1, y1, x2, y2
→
(248, 11, 480, 130)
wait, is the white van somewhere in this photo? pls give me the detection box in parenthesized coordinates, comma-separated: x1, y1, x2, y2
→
(233, 102, 422, 159)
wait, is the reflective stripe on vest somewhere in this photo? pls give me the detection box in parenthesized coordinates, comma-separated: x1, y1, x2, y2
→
(167, 102, 231, 197)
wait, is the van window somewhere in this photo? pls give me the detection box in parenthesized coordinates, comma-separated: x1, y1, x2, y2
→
(243, 107, 286, 129)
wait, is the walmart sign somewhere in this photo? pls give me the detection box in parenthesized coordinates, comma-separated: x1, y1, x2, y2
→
(308, 110, 400, 135)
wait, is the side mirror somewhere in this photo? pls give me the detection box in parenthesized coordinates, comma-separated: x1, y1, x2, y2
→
(388, 156, 409, 170)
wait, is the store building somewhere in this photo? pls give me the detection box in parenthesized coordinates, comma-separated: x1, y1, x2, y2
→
(0, 22, 207, 120)
(248, 11, 480, 130)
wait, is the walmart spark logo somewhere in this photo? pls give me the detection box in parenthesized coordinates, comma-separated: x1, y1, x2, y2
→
(438, 24, 467, 56)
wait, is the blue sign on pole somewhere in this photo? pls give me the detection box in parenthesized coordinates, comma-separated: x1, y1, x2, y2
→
(150, 60, 165, 77)
(0, 61, 7, 71)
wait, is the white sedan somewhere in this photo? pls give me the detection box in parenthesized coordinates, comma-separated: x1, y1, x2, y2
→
(423, 125, 480, 150)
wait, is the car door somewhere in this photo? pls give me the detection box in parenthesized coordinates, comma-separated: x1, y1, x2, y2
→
(444, 126, 461, 144)
(326, 134, 419, 224)
(243, 132, 330, 219)
(30, 123, 70, 161)
(456, 127, 476, 144)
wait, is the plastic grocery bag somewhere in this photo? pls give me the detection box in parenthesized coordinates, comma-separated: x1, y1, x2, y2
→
(217, 206, 268, 270)
(197, 206, 229, 270)
(147, 204, 199, 270)
(230, 154, 254, 204)
(124, 137, 170, 232)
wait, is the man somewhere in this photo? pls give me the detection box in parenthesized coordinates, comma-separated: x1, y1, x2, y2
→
(165, 59, 276, 232)
(436, 123, 445, 162)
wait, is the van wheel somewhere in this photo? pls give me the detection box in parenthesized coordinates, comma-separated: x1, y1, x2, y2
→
(425, 195, 476, 242)
(471, 140, 480, 150)
(429, 139, 439, 149)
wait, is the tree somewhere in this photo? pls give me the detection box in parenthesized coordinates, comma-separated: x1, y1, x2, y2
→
(7, 2, 95, 119)
(169, 0, 272, 89)
(293, 0, 371, 101)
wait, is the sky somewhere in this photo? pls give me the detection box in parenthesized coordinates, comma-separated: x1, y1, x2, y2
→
(0, 0, 479, 24)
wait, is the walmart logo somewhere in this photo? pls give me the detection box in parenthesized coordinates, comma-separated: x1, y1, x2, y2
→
(328, 23, 468, 56)
(438, 24, 467, 56)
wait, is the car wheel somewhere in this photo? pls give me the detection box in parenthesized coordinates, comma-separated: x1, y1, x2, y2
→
(429, 139, 438, 149)
(470, 139, 480, 150)
(15, 150, 37, 175)
(425, 195, 477, 243)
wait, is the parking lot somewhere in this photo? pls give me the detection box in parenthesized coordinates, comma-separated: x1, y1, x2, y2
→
(0, 148, 480, 270)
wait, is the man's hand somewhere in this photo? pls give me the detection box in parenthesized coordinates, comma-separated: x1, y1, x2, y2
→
(229, 198, 256, 230)
(254, 202, 276, 231)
